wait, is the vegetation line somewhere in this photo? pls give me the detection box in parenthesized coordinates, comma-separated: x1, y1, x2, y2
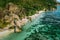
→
(0, 0, 57, 30)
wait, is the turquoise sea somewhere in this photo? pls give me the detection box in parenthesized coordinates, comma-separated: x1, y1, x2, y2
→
(1, 5, 60, 40)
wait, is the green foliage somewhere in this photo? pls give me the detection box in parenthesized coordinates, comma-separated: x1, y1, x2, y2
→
(0, 0, 57, 16)
(0, 19, 9, 28)
(0, 0, 57, 28)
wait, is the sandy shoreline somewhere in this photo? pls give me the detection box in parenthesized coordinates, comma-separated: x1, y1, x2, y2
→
(0, 11, 44, 37)
(0, 29, 14, 38)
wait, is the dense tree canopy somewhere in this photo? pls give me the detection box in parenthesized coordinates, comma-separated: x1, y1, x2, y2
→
(0, 0, 57, 17)
(0, 0, 57, 28)
(0, 0, 57, 16)
(0, 0, 57, 8)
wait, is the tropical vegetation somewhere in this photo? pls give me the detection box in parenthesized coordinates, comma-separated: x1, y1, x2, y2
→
(0, 0, 57, 28)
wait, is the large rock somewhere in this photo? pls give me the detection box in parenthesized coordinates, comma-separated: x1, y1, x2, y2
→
(6, 3, 20, 14)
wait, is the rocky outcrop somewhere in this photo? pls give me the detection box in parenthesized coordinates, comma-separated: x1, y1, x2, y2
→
(0, 3, 44, 32)
(4, 13, 29, 32)
(6, 3, 20, 14)
(1, 3, 29, 32)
